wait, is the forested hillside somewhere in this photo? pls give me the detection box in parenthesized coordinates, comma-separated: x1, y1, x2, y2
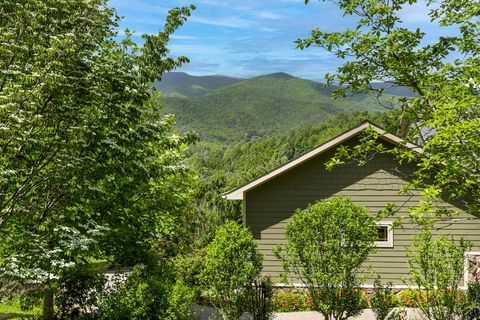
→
(153, 72, 405, 231)
(160, 73, 394, 142)
(152, 72, 407, 243)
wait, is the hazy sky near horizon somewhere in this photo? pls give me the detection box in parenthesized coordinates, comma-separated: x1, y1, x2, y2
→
(110, 0, 453, 81)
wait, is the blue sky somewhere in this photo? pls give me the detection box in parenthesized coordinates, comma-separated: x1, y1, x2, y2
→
(110, 0, 448, 81)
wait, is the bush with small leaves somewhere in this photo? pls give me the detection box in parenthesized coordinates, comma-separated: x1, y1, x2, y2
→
(173, 248, 206, 298)
(202, 221, 263, 320)
(275, 196, 377, 320)
(97, 263, 194, 320)
(468, 282, 480, 306)
(56, 266, 107, 320)
(466, 282, 480, 320)
(408, 229, 471, 320)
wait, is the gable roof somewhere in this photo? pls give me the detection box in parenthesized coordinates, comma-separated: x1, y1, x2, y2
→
(223, 121, 423, 200)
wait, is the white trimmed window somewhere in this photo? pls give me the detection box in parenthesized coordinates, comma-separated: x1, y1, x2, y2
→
(375, 222, 393, 248)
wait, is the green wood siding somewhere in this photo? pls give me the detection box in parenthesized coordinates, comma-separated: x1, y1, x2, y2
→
(245, 144, 480, 285)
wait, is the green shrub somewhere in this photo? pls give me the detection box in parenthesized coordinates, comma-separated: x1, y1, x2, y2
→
(56, 266, 107, 319)
(166, 279, 197, 320)
(201, 221, 263, 320)
(173, 248, 205, 298)
(467, 282, 480, 320)
(97, 263, 194, 320)
(275, 196, 377, 320)
(468, 282, 480, 306)
(407, 229, 471, 320)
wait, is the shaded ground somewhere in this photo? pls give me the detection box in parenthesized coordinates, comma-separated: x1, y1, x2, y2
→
(0, 313, 37, 320)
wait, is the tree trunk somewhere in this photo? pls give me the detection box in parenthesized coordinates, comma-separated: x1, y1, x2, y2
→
(43, 287, 54, 320)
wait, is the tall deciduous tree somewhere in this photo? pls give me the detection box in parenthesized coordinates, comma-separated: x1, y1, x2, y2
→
(298, 0, 480, 214)
(0, 0, 196, 318)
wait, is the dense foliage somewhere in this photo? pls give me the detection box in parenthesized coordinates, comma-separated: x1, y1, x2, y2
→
(275, 197, 377, 320)
(55, 266, 107, 319)
(300, 0, 480, 215)
(0, 0, 196, 318)
(96, 264, 194, 320)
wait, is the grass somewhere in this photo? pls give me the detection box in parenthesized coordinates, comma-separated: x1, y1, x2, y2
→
(0, 299, 40, 319)
(0, 260, 112, 320)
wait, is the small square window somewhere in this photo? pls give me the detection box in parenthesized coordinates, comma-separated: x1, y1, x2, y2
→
(377, 226, 388, 242)
(375, 222, 393, 248)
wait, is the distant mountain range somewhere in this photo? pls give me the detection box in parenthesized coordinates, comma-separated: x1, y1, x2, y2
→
(154, 72, 243, 97)
(154, 72, 412, 143)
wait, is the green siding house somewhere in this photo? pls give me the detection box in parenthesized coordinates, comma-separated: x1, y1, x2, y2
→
(224, 121, 480, 288)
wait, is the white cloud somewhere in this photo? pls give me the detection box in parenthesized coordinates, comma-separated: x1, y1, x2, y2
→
(169, 44, 223, 55)
(259, 27, 279, 33)
(189, 16, 255, 29)
(256, 11, 284, 20)
(170, 35, 199, 40)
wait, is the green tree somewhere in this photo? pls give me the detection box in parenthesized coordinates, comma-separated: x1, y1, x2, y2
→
(0, 0, 196, 319)
(407, 229, 471, 320)
(275, 196, 377, 320)
(298, 0, 480, 214)
(202, 221, 263, 320)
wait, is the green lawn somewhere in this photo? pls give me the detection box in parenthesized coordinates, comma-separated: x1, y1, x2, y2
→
(0, 260, 109, 320)
(0, 299, 40, 319)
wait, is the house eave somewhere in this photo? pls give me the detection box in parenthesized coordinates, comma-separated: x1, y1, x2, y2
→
(225, 191, 243, 200)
